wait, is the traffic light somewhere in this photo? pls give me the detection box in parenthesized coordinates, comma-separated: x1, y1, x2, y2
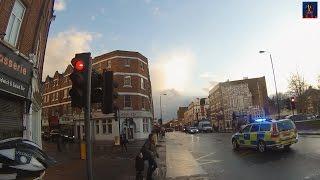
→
(102, 71, 118, 114)
(91, 70, 103, 103)
(69, 53, 91, 108)
(290, 97, 296, 109)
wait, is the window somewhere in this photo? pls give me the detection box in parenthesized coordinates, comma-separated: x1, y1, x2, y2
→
(106, 60, 111, 68)
(260, 123, 271, 131)
(242, 125, 251, 133)
(141, 78, 144, 89)
(96, 124, 100, 134)
(64, 89, 68, 99)
(143, 118, 149, 133)
(125, 59, 130, 67)
(56, 92, 59, 100)
(124, 95, 132, 108)
(124, 76, 131, 87)
(52, 93, 55, 101)
(250, 124, 260, 132)
(107, 120, 112, 133)
(4, 0, 25, 47)
(82, 125, 85, 133)
(47, 95, 50, 102)
(141, 97, 145, 109)
(140, 61, 144, 70)
(102, 120, 107, 134)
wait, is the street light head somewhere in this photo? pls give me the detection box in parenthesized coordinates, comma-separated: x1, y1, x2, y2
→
(259, 51, 266, 54)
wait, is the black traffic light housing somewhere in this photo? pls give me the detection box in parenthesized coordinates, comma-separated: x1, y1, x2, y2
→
(102, 71, 118, 114)
(91, 70, 103, 103)
(69, 53, 91, 108)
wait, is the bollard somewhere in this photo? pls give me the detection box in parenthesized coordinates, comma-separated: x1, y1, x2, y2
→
(80, 142, 86, 160)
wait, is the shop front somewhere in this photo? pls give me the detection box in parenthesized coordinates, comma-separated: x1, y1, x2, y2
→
(0, 43, 32, 140)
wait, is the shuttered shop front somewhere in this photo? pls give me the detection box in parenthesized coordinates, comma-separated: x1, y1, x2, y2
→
(0, 96, 24, 139)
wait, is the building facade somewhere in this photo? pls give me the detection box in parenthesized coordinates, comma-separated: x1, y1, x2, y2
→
(182, 98, 209, 126)
(177, 106, 187, 121)
(42, 50, 154, 140)
(209, 77, 268, 132)
(0, 0, 54, 147)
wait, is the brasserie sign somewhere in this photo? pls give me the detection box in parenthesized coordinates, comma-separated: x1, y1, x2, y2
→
(0, 43, 32, 98)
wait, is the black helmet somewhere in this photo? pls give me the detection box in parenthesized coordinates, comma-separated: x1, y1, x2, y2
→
(0, 137, 56, 179)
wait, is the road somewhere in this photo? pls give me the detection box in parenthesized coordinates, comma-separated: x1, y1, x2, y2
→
(166, 132, 320, 180)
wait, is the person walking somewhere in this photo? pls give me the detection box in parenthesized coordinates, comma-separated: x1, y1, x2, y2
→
(141, 134, 159, 180)
(120, 134, 128, 152)
(135, 152, 144, 180)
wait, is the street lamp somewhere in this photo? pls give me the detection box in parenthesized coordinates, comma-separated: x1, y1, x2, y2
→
(259, 50, 280, 119)
(160, 93, 167, 124)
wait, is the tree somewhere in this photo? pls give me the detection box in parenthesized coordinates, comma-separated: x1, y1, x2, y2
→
(288, 72, 308, 97)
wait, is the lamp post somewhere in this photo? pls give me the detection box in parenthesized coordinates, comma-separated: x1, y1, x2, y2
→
(159, 93, 167, 124)
(259, 51, 280, 119)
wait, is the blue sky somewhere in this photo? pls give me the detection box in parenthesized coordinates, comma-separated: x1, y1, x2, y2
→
(44, 0, 320, 119)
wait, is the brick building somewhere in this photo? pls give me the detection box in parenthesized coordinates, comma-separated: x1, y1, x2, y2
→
(208, 77, 268, 132)
(177, 106, 187, 121)
(0, 0, 54, 146)
(42, 50, 154, 140)
(183, 98, 209, 126)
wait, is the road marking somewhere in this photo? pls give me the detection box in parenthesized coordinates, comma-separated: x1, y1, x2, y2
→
(196, 152, 216, 160)
(199, 160, 222, 165)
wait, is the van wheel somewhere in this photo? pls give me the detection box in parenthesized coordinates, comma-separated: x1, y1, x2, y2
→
(257, 140, 266, 153)
(232, 139, 239, 151)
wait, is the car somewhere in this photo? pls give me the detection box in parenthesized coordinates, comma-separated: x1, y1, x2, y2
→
(49, 129, 75, 143)
(165, 128, 174, 132)
(187, 127, 199, 134)
(231, 119, 298, 153)
(285, 114, 306, 122)
(41, 131, 50, 141)
(198, 121, 213, 133)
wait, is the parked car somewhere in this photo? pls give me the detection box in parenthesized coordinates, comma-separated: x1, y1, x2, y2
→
(285, 114, 307, 122)
(187, 127, 199, 134)
(231, 119, 298, 152)
(49, 130, 75, 143)
(165, 128, 174, 132)
(198, 121, 213, 133)
(41, 131, 50, 141)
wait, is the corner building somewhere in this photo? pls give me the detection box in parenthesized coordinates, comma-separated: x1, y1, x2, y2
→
(91, 50, 154, 140)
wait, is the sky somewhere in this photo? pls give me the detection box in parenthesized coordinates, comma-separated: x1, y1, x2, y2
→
(44, 0, 320, 120)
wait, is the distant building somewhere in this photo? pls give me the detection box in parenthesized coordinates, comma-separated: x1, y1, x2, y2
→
(42, 50, 154, 140)
(177, 107, 188, 121)
(208, 77, 268, 132)
(183, 98, 209, 126)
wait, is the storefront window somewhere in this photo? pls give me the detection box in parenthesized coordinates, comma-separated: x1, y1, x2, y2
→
(102, 120, 107, 134)
(143, 118, 149, 133)
(107, 120, 112, 134)
(124, 95, 132, 108)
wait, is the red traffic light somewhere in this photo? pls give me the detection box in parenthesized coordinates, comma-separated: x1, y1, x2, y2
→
(71, 58, 85, 71)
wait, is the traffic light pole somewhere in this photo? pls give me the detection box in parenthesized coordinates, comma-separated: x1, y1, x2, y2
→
(85, 57, 93, 180)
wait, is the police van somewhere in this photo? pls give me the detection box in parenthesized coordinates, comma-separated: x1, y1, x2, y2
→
(231, 119, 298, 152)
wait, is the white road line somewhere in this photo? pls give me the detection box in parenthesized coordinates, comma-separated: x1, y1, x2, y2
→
(196, 152, 216, 160)
(199, 160, 222, 165)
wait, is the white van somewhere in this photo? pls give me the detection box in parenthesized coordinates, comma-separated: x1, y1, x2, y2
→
(198, 121, 213, 133)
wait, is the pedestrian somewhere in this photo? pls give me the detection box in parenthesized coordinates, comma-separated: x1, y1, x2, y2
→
(120, 134, 128, 152)
(56, 133, 63, 152)
(135, 152, 144, 180)
(141, 134, 159, 180)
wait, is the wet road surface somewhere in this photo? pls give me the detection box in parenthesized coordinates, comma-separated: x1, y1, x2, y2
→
(166, 132, 320, 180)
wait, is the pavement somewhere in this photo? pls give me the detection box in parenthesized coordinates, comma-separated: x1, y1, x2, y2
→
(43, 137, 166, 180)
(165, 131, 320, 180)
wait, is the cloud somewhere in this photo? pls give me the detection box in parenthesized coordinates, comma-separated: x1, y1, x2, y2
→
(152, 7, 160, 16)
(200, 72, 217, 79)
(100, 8, 106, 15)
(54, 0, 66, 11)
(149, 48, 196, 94)
(43, 29, 100, 79)
(90, 15, 96, 21)
(144, 0, 152, 4)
